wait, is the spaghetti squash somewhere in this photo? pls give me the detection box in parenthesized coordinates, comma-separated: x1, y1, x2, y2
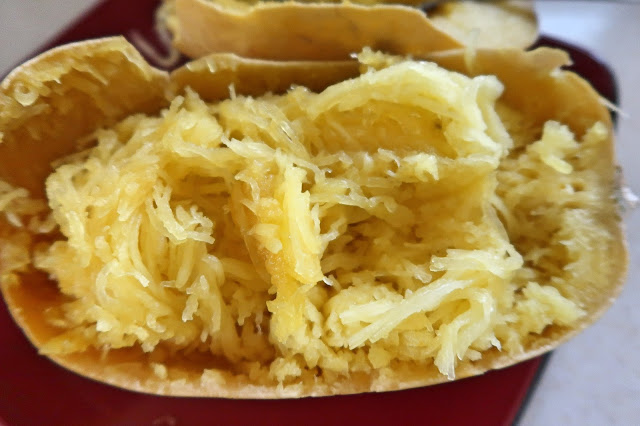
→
(0, 38, 626, 397)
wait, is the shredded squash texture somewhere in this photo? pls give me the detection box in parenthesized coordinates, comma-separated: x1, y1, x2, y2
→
(1, 55, 611, 383)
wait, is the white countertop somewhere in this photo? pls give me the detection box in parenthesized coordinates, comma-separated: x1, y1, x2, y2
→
(1, 1, 638, 425)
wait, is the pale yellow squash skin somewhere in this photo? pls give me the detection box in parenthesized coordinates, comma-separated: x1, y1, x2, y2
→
(0, 38, 627, 398)
(168, 0, 537, 60)
(427, 1, 537, 49)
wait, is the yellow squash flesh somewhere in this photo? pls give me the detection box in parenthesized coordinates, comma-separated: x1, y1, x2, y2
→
(0, 37, 627, 398)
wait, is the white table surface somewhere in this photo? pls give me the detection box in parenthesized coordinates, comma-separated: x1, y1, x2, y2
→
(0, 1, 638, 425)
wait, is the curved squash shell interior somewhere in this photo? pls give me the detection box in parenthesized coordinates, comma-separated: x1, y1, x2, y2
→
(167, 0, 538, 60)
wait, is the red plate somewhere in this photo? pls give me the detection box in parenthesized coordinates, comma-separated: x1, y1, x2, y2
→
(0, 1, 617, 425)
